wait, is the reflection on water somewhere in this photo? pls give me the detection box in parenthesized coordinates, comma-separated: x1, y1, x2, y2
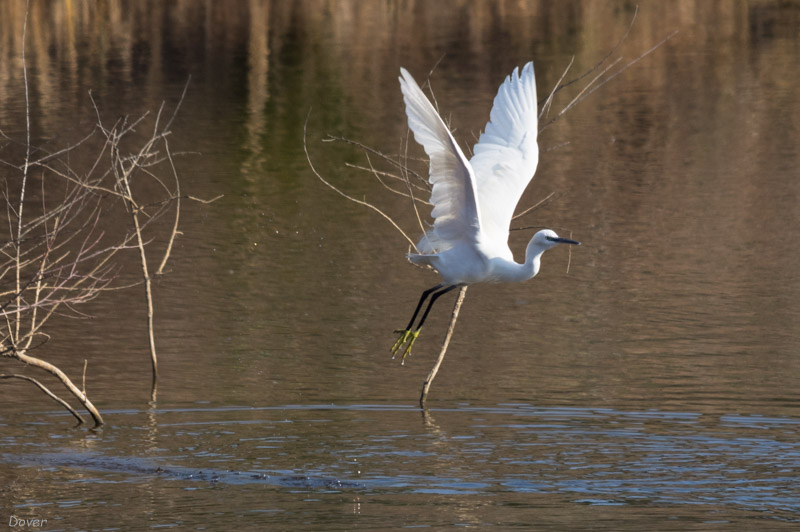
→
(2, 404, 799, 528)
(1, 0, 800, 528)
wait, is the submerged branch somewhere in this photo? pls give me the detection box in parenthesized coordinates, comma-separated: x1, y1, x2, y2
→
(12, 350, 103, 427)
(0, 373, 85, 424)
(419, 286, 467, 407)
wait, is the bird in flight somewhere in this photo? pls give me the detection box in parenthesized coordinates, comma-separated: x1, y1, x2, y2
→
(392, 62, 580, 361)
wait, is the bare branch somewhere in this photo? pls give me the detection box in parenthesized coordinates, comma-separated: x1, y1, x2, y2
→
(305, 110, 419, 251)
(511, 191, 557, 222)
(540, 57, 623, 133)
(12, 350, 103, 427)
(548, 5, 639, 98)
(163, 76, 192, 133)
(0, 373, 85, 424)
(2, 29, 204, 423)
(421, 53, 447, 115)
(344, 163, 430, 197)
(419, 286, 468, 407)
(539, 56, 574, 121)
(156, 138, 180, 275)
(324, 135, 429, 188)
(540, 29, 679, 132)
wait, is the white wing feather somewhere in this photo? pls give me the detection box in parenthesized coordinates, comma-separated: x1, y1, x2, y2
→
(469, 62, 539, 255)
(399, 68, 481, 253)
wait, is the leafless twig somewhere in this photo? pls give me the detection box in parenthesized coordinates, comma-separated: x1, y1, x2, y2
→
(419, 286, 467, 408)
(305, 112, 419, 252)
(0, 373, 85, 424)
(1, 7, 210, 423)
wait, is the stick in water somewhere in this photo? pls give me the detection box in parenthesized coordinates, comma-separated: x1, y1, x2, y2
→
(419, 285, 468, 407)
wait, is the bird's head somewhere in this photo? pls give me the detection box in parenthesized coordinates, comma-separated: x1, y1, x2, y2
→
(530, 229, 581, 252)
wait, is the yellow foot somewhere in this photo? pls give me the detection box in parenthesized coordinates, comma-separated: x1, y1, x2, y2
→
(391, 329, 420, 362)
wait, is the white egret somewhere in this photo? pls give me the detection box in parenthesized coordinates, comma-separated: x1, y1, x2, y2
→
(392, 62, 580, 360)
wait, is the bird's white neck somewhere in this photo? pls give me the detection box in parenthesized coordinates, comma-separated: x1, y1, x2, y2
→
(492, 244, 544, 283)
(520, 245, 544, 281)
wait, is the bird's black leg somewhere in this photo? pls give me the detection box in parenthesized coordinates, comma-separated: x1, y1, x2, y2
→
(403, 283, 444, 331)
(414, 283, 463, 331)
(391, 283, 444, 360)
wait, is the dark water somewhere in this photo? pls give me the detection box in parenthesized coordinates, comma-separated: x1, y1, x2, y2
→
(2, 1, 800, 529)
(3, 404, 799, 529)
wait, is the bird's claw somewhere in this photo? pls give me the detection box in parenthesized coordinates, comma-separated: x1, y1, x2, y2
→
(391, 329, 420, 362)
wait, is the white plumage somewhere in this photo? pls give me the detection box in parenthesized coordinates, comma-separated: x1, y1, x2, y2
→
(392, 63, 579, 360)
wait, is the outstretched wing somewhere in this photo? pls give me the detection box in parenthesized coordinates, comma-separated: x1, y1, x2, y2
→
(469, 62, 539, 253)
(399, 68, 482, 253)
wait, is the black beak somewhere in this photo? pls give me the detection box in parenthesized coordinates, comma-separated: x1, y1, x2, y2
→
(547, 236, 581, 245)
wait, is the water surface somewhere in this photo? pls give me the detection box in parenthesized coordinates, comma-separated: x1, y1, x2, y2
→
(1, 1, 799, 529)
